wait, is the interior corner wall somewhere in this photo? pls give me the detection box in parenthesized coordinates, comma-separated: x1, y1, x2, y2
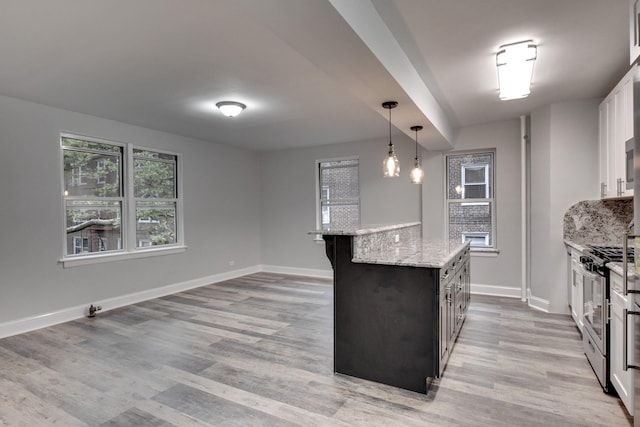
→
(259, 136, 421, 272)
(0, 95, 261, 325)
(422, 119, 522, 293)
(530, 99, 600, 313)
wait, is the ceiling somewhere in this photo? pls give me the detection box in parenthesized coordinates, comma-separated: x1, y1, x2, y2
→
(0, 0, 629, 151)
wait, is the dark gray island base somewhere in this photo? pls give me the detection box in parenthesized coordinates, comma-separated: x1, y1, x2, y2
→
(317, 223, 470, 394)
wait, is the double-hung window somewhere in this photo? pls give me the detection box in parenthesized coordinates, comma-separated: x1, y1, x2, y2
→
(317, 159, 360, 231)
(445, 150, 496, 250)
(62, 134, 182, 264)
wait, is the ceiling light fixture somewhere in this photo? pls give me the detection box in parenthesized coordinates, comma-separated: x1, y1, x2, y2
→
(496, 40, 537, 100)
(382, 101, 400, 177)
(409, 125, 424, 184)
(216, 101, 246, 117)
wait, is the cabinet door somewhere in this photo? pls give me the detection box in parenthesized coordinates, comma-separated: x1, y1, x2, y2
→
(599, 98, 617, 198)
(570, 258, 583, 333)
(611, 285, 635, 415)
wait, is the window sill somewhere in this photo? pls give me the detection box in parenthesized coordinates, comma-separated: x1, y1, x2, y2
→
(60, 245, 187, 268)
(470, 248, 500, 257)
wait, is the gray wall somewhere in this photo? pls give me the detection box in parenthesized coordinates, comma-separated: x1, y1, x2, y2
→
(0, 95, 261, 324)
(422, 119, 523, 293)
(530, 99, 600, 312)
(259, 136, 421, 271)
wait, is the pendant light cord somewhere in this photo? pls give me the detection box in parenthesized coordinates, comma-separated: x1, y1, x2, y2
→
(388, 107, 393, 150)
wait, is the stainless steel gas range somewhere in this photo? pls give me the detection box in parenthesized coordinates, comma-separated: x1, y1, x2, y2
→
(580, 244, 634, 393)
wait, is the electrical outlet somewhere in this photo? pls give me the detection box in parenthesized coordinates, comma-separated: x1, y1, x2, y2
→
(394, 234, 400, 243)
(229, 260, 235, 266)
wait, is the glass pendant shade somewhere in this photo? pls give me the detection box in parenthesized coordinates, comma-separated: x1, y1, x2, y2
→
(410, 159, 424, 184)
(383, 145, 400, 177)
(410, 125, 424, 184)
(382, 101, 399, 177)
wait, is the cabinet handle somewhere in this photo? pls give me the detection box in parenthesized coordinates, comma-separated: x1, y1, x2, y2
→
(622, 232, 640, 296)
(617, 178, 625, 196)
(623, 308, 640, 371)
(601, 182, 606, 198)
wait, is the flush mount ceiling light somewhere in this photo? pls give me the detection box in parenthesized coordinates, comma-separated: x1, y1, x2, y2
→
(216, 101, 246, 117)
(409, 125, 424, 184)
(382, 101, 400, 178)
(496, 40, 537, 100)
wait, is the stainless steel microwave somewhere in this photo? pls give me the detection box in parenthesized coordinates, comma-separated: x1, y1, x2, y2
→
(627, 137, 634, 191)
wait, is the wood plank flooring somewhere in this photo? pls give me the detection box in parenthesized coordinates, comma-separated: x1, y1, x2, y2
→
(0, 273, 632, 426)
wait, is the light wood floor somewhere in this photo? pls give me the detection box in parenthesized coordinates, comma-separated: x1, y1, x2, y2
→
(0, 273, 632, 426)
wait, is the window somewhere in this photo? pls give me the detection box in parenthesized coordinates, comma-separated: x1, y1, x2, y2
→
(446, 150, 495, 250)
(62, 134, 182, 262)
(317, 159, 359, 231)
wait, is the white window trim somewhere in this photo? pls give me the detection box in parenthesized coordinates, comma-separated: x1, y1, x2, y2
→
(444, 149, 497, 252)
(314, 156, 360, 242)
(60, 132, 186, 267)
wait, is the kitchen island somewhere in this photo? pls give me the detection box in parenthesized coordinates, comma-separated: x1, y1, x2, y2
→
(314, 222, 470, 394)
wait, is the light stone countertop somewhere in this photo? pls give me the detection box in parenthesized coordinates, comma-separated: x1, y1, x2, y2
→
(352, 239, 469, 268)
(607, 261, 638, 279)
(309, 222, 421, 236)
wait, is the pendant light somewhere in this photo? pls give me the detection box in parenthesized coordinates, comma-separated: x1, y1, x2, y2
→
(410, 125, 424, 184)
(382, 101, 400, 177)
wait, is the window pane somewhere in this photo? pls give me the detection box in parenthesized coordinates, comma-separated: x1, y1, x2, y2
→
(464, 184, 486, 199)
(320, 203, 359, 231)
(448, 202, 492, 247)
(319, 159, 359, 231)
(320, 166, 358, 199)
(62, 137, 122, 153)
(65, 200, 122, 255)
(133, 149, 176, 161)
(464, 166, 485, 184)
(64, 151, 121, 197)
(136, 201, 177, 247)
(447, 152, 493, 199)
(134, 157, 176, 199)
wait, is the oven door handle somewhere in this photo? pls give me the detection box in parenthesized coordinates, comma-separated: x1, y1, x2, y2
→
(623, 308, 640, 371)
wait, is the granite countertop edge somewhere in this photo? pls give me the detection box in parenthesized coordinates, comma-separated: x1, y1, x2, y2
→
(308, 221, 421, 236)
(352, 239, 469, 268)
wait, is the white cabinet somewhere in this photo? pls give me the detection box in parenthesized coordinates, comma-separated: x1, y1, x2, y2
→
(599, 64, 636, 198)
(568, 248, 584, 333)
(630, 0, 640, 65)
(610, 269, 635, 416)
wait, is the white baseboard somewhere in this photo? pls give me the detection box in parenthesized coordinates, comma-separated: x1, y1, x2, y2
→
(471, 283, 521, 298)
(527, 289, 550, 313)
(260, 264, 333, 279)
(0, 265, 261, 339)
(0, 265, 547, 339)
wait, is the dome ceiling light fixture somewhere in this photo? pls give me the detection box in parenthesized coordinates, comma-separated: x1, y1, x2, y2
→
(409, 125, 424, 184)
(382, 101, 400, 178)
(216, 101, 246, 117)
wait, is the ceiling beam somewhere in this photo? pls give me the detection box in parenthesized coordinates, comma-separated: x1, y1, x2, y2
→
(329, 0, 455, 150)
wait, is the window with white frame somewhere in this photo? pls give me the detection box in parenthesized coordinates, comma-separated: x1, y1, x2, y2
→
(317, 159, 359, 231)
(446, 150, 495, 250)
(62, 134, 181, 259)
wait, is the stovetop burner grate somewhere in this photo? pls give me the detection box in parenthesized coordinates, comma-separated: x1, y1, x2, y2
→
(587, 245, 634, 263)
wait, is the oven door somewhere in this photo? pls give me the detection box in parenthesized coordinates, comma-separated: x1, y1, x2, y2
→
(583, 267, 607, 354)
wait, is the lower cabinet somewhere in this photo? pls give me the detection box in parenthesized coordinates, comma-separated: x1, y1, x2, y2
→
(439, 248, 470, 376)
(610, 270, 635, 416)
(568, 248, 584, 333)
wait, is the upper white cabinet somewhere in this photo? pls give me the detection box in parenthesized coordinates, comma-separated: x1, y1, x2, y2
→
(599, 64, 636, 198)
(631, 0, 640, 65)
